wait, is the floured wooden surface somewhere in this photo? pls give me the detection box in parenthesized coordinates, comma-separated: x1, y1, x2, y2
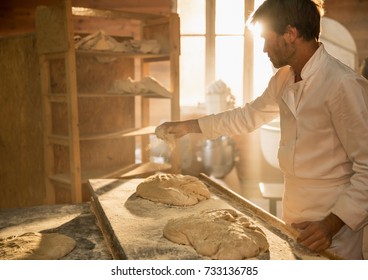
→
(0, 203, 111, 260)
(89, 178, 310, 260)
(0, 232, 76, 260)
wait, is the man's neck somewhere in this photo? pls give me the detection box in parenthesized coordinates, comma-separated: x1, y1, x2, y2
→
(292, 40, 320, 82)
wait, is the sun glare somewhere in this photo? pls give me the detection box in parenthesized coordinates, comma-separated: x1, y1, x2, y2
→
(249, 0, 274, 98)
(248, 21, 263, 38)
(253, 35, 273, 98)
(249, 20, 274, 98)
(178, 0, 274, 105)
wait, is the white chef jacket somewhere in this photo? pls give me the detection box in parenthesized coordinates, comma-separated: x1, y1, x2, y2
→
(198, 44, 368, 259)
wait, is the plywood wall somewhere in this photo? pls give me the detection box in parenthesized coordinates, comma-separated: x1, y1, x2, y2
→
(0, 34, 46, 208)
(325, 0, 368, 64)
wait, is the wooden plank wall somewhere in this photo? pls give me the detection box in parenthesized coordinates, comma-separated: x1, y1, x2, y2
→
(324, 0, 368, 64)
(0, 0, 171, 37)
(0, 34, 46, 208)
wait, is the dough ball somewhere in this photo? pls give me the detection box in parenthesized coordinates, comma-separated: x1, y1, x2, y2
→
(163, 209, 269, 259)
(136, 173, 210, 206)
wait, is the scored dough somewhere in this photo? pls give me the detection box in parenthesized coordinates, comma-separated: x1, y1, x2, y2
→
(136, 173, 210, 206)
(163, 209, 269, 259)
(0, 232, 76, 260)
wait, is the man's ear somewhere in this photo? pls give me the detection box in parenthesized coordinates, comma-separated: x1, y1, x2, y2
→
(284, 25, 298, 42)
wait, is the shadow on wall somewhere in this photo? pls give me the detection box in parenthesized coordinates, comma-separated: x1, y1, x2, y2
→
(360, 57, 368, 79)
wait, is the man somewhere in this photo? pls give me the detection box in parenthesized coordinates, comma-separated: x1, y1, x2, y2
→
(156, 0, 368, 259)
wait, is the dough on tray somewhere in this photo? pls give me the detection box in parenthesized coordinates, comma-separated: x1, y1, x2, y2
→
(163, 208, 269, 259)
(136, 173, 210, 206)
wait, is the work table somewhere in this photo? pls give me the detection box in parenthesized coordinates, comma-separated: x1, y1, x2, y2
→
(0, 203, 112, 260)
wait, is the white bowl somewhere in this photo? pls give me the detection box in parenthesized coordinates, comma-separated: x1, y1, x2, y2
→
(259, 119, 280, 169)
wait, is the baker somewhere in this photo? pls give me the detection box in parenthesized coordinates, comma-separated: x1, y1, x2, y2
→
(156, 0, 368, 259)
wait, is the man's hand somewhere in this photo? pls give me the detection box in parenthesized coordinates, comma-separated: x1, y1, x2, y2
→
(155, 119, 201, 140)
(292, 213, 345, 252)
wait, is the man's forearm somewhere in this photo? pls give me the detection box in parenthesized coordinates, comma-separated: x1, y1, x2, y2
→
(184, 119, 202, 134)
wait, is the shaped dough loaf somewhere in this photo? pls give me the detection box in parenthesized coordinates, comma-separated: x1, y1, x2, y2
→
(136, 173, 210, 206)
(163, 208, 269, 259)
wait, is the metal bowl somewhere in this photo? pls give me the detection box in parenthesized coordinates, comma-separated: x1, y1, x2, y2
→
(200, 136, 237, 178)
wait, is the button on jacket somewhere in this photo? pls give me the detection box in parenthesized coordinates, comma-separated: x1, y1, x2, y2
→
(198, 44, 368, 259)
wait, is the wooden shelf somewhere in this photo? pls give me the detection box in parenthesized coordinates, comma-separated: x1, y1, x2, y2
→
(48, 92, 171, 101)
(49, 165, 137, 185)
(76, 49, 169, 60)
(80, 126, 156, 141)
(47, 126, 155, 144)
(115, 162, 172, 179)
(48, 134, 69, 146)
(47, 94, 67, 103)
(71, 6, 164, 21)
(49, 162, 172, 185)
(77, 91, 171, 99)
(37, 0, 180, 204)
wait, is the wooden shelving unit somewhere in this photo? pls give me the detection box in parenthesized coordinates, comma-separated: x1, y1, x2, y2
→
(36, 0, 180, 204)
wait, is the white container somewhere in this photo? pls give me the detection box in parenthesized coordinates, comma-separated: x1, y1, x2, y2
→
(259, 119, 280, 169)
(205, 80, 235, 114)
(205, 93, 230, 115)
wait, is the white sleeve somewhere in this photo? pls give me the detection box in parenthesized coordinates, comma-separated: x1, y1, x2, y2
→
(198, 76, 281, 139)
(331, 76, 368, 230)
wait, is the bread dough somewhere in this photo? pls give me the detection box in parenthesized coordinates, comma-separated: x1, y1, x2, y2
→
(136, 173, 210, 206)
(163, 209, 269, 259)
(0, 232, 76, 260)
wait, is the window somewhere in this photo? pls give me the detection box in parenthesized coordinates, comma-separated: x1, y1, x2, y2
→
(178, 0, 206, 106)
(178, 0, 245, 106)
(178, 0, 274, 106)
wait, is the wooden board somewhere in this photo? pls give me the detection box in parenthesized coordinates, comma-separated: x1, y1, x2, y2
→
(0, 203, 111, 260)
(88, 175, 341, 260)
(0, 33, 45, 208)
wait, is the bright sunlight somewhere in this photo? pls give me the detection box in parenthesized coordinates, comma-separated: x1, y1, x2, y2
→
(252, 1, 274, 98)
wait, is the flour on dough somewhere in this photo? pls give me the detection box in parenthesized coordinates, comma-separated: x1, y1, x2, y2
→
(136, 173, 210, 206)
(0, 232, 76, 260)
(163, 209, 269, 259)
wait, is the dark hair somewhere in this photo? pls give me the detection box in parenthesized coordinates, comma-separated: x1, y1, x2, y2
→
(250, 0, 325, 40)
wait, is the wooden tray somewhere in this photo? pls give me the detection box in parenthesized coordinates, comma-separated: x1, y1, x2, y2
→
(88, 174, 342, 260)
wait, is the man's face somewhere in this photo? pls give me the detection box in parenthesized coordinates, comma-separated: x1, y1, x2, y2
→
(261, 27, 295, 69)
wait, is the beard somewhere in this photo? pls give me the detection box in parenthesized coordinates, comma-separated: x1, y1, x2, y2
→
(268, 42, 295, 69)
(269, 56, 285, 69)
